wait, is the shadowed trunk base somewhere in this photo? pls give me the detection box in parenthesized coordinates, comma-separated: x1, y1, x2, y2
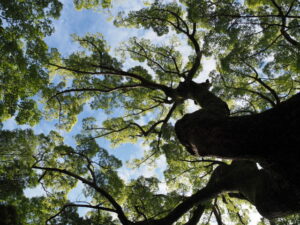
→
(175, 93, 300, 219)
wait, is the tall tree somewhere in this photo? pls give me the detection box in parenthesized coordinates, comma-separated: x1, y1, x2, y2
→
(0, 0, 63, 125)
(0, 0, 111, 126)
(1, 0, 300, 224)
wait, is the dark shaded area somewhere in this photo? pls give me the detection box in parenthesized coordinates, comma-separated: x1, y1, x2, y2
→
(175, 92, 300, 219)
(0, 205, 19, 225)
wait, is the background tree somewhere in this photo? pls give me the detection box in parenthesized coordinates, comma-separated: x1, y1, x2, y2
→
(1, 0, 299, 224)
(0, 0, 112, 223)
(0, 0, 62, 125)
(0, 0, 112, 125)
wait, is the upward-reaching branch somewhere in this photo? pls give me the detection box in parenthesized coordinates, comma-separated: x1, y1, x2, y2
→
(124, 38, 182, 76)
(270, 0, 300, 49)
(241, 61, 281, 105)
(49, 84, 143, 101)
(158, 7, 202, 80)
(125, 4, 202, 81)
(186, 32, 202, 81)
(32, 166, 131, 225)
(49, 62, 172, 95)
(129, 103, 177, 138)
(45, 203, 116, 225)
(220, 75, 277, 108)
(183, 204, 205, 225)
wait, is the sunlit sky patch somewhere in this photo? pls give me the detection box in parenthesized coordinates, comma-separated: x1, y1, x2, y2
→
(8, 0, 263, 223)
(4, 0, 212, 204)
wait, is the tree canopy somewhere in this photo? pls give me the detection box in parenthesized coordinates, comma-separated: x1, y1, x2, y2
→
(0, 0, 300, 224)
(0, 0, 111, 125)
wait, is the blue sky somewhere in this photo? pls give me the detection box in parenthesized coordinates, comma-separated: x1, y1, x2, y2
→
(18, 0, 171, 203)
(36, 0, 171, 215)
(4, 0, 262, 222)
(43, 0, 166, 173)
(35, 0, 214, 179)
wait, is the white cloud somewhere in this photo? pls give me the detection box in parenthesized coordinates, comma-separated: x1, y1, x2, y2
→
(196, 57, 216, 82)
(117, 143, 167, 184)
(24, 185, 46, 198)
(118, 163, 159, 183)
(2, 117, 31, 131)
(157, 182, 168, 194)
(186, 99, 199, 113)
(114, 0, 145, 12)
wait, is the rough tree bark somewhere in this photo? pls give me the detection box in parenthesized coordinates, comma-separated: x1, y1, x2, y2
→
(175, 86, 300, 219)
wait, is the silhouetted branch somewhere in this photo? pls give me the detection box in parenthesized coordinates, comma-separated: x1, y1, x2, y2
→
(45, 203, 116, 225)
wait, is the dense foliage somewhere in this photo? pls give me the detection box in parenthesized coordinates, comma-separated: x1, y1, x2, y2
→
(0, 0, 299, 224)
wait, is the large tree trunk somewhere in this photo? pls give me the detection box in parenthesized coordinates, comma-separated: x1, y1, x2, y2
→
(175, 92, 300, 218)
(206, 161, 300, 219)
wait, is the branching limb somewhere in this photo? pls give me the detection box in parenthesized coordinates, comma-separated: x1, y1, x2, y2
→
(85, 103, 176, 144)
(248, 33, 282, 57)
(233, 86, 276, 107)
(205, 209, 214, 225)
(125, 39, 182, 77)
(178, 158, 228, 166)
(65, 150, 97, 183)
(45, 203, 116, 225)
(32, 166, 130, 225)
(137, 183, 221, 225)
(130, 120, 163, 137)
(89, 125, 132, 139)
(220, 75, 277, 107)
(186, 33, 202, 81)
(167, 168, 195, 183)
(230, 109, 257, 115)
(213, 203, 223, 225)
(241, 61, 280, 104)
(49, 84, 143, 101)
(270, 0, 300, 49)
(133, 6, 202, 81)
(132, 103, 178, 167)
(184, 204, 205, 225)
(198, 13, 300, 19)
(124, 103, 162, 117)
(130, 102, 177, 137)
(226, 197, 247, 225)
(48, 62, 171, 94)
(134, 205, 148, 221)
